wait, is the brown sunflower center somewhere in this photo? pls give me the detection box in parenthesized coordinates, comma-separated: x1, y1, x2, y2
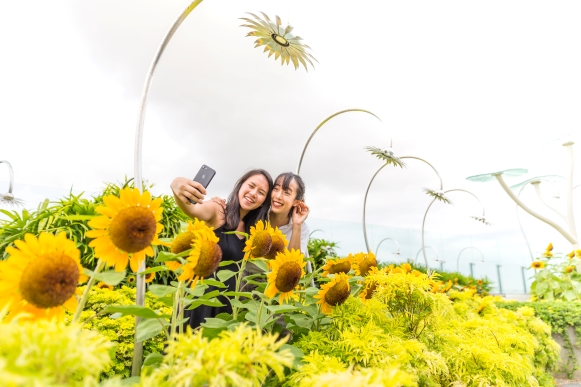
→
(19, 252, 79, 308)
(324, 280, 350, 306)
(251, 231, 272, 258)
(109, 206, 157, 253)
(193, 241, 223, 278)
(359, 257, 378, 276)
(272, 33, 290, 47)
(329, 261, 351, 274)
(171, 231, 195, 254)
(265, 236, 285, 260)
(275, 262, 302, 292)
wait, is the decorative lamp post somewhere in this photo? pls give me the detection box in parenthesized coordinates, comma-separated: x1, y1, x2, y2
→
(131, 2, 317, 374)
(309, 229, 329, 239)
(468, 142, 579, 252)
(0, 160, 23, 207)
(414, 245, 439, 265)
(456, 246, 484, 273)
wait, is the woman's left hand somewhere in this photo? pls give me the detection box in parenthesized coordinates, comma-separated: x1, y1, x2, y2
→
(292, 201, 310, 225)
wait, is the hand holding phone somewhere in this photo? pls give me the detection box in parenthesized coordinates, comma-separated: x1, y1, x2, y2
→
(187, 164, 216, 204)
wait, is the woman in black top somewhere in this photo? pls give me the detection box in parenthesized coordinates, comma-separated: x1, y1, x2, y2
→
(170, 169, 273, 329)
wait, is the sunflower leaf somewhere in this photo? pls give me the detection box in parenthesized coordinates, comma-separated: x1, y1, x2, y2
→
(199, 278, 227, 288)
(218, 260, 236, 267)
(217, 269, 237, 282)
(186, 298, 224, 310)
(148, 284, 177, 297)
(265, 305, 300, 313)
(84, 269, 126, 286)
(136, 318, 168, 342)
(280, 344, 304, 370)
(137, 266, 168, 275)
(103, 305, 170, 319)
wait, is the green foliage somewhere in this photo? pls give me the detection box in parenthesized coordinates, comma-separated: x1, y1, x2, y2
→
(529, 251, 581, 301)
(307, 238, 338, 272)
(78, 286, 171, 379)
(498, 300, 581, 378)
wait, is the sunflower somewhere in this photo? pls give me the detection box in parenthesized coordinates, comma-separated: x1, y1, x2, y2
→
(86, 188, 163, 272)
(178, 230, 223, 288)
(97, 282, 113, 291)
(144, 269, 155, 283)
(0, 192, 24, 207)
(322, 255, 353, 277)
(0, 232, 88, 321)
(127, 276, 136, 285)
(264, 248, 306, 304)
(565, 266, 575, 274)
(568, 251, 575, 260)
(168, 220, 219, 271)
(240, 12, 317, 71)
(353, 252, 378, 276)
(264, 227, 289, 260)
(531, 261, 545, 270)
(315, 272, 351, 314)
(359, 281, 378, 303)
(243, 220, 273, 260)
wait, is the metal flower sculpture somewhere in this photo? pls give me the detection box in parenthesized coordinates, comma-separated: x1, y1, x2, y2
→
(423, 188, 451, 204)
(0, 160, 24, 207)
(471, 216, 491, 226)
(241, 12, 317, 71)
(365, 146, 406, 169)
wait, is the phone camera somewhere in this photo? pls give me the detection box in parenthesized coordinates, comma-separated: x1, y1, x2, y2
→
(202, 174, 206, 179)
(202, 166, 206, 169)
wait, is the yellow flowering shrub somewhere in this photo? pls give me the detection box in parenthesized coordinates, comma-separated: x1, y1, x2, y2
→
(0, 317, 115, 386)
(76, 285, 171, 379)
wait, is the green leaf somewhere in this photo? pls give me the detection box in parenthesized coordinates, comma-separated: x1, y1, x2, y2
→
(199, 278, 227, 288)
(250, 259, 268, 272)
(136, 318, 167, 342)
(64, 215, 95, 221)
(265, 304, 300, 313)
(219, 260, 236, 267)
(119, 376, 141, 386)
(103, 305, 170, 319)
(217, 269, 237, 282)
(138, 266, 168, 275)
(280, 344, 304, 370)
(186, 298, 225, 310)
(148, 284, 177, 297)
(536, 282, 548, 294)
(84, 269, 127, 286)
(223, 291, 253, 298)
(202, 317, 239, 329)
(143, 352, 164, 367)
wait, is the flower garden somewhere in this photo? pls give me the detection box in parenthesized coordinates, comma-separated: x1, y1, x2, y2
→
(0, 183, 577, 387)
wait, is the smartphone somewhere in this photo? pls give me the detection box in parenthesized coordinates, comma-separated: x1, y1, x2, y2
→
(187, 164, 216, 204)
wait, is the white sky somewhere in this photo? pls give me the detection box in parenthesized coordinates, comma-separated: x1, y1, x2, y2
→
(1, 1, 581, 286)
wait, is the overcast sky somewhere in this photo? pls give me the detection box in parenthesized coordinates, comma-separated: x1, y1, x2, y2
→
(1, 0, 580, 277)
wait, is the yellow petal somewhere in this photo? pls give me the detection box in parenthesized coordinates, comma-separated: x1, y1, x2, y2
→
(139, 190, 152, 207)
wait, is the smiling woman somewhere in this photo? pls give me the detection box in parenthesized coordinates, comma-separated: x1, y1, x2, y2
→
(170, 169, 273, 329)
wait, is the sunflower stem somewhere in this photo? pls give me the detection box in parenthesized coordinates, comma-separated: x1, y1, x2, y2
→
(257, 298, 265, 328)
(232, 259, 248, 320)
(169, 281, 184, 338)
(72, 259, 106, 323)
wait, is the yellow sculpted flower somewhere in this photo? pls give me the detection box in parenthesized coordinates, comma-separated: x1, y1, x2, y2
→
(169, 219, 218, 271)
(178, 230, 223, 288)
(0, 232, 88, 321)
(264, 248, 306, 303)
(264, 227, 289, 260)
(531, 261, 545, 270)
(315, 272, 351, 314)
(86, 188, 163, 272)
(322, 255, 353, 277)
(352, 252, 378, 276)
(243, 220, 273, 260)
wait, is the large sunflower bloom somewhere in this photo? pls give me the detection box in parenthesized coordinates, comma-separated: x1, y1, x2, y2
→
(86, 188, 163, 272)
(322, 255, 353, 277)
(315, 272, 351, 314)
(168, 219, 219, 271)
(243, 220, 273, 260)
(178, 230, 223, 288)
(0, 232, 88, 321)
(352, 252, 378, 276)
(264, 249, 306, 304)
(264, 227, 289, 260)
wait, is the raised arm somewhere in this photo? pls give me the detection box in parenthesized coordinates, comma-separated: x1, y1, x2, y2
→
(170, 177, 223, 228)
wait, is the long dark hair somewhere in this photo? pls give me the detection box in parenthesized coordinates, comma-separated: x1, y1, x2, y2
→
(223, 169, 273, 232)
(274, 172, 306, 218)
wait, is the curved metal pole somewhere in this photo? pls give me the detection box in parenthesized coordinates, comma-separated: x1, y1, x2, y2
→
(375, 237, 400, 260)
(495, 174, 578, 246)
(516, 183, 535, 262)
(296, 109, 386, 175)
(0, 160, 14, 194)
(414, 245, 438, 264)
(531, 182, 568, 222)
(564, 143, 578, 243)
(456, 246, 484, 272)
(362, 156, 444, 252)
(421, 188, 486, 275)
(131, 0, 204, 376)
(308, 229, 329, 239)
